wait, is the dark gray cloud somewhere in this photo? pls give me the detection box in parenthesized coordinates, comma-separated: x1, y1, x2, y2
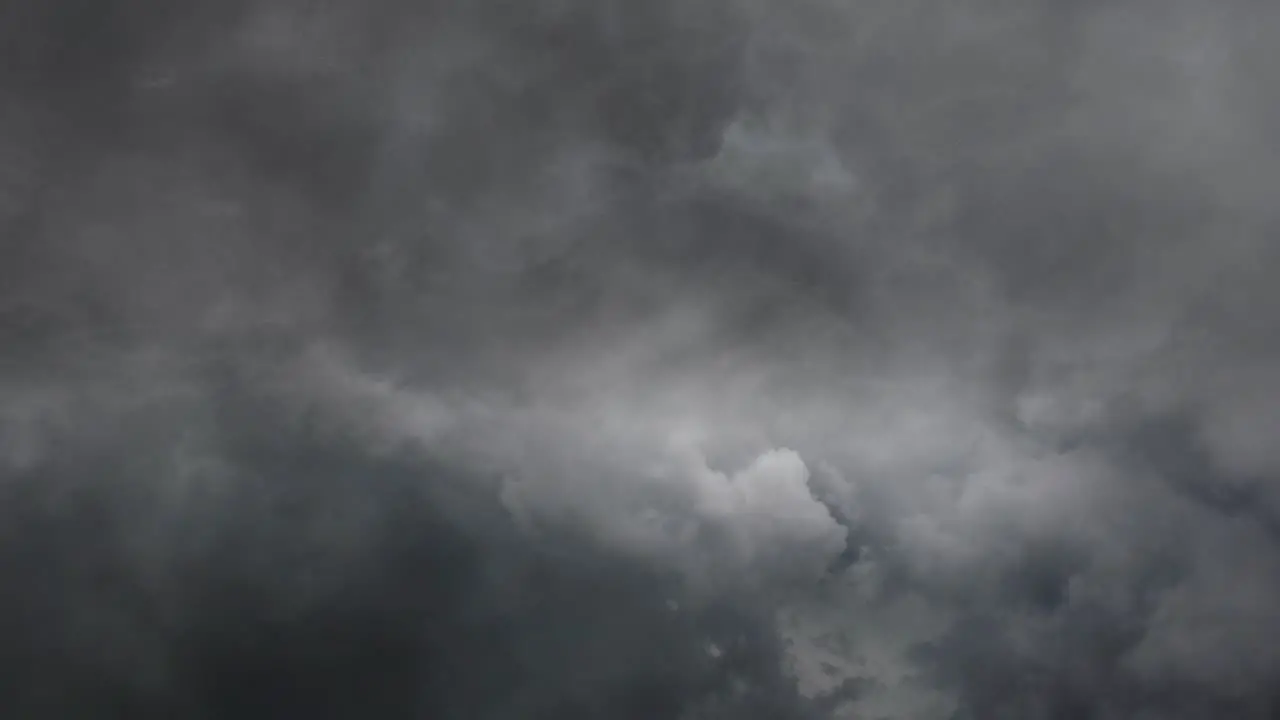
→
(2, 0, 1279, 718)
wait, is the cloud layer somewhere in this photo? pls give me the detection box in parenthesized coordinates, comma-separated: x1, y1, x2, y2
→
(2, 0, 1279, 717)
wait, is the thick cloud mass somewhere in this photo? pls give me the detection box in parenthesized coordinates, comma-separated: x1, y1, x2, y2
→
(2, 1, 1280, 717)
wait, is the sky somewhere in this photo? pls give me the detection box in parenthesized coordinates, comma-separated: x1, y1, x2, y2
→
(1, 1, 1279, 717)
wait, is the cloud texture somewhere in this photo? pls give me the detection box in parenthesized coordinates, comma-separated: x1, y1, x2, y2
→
(1, 0, 1279, 717)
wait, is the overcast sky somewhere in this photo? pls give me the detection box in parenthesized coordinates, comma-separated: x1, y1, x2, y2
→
(2, 1, 1279, 718)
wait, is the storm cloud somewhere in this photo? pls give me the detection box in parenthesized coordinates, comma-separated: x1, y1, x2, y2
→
(1, 0, 1279, 717)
